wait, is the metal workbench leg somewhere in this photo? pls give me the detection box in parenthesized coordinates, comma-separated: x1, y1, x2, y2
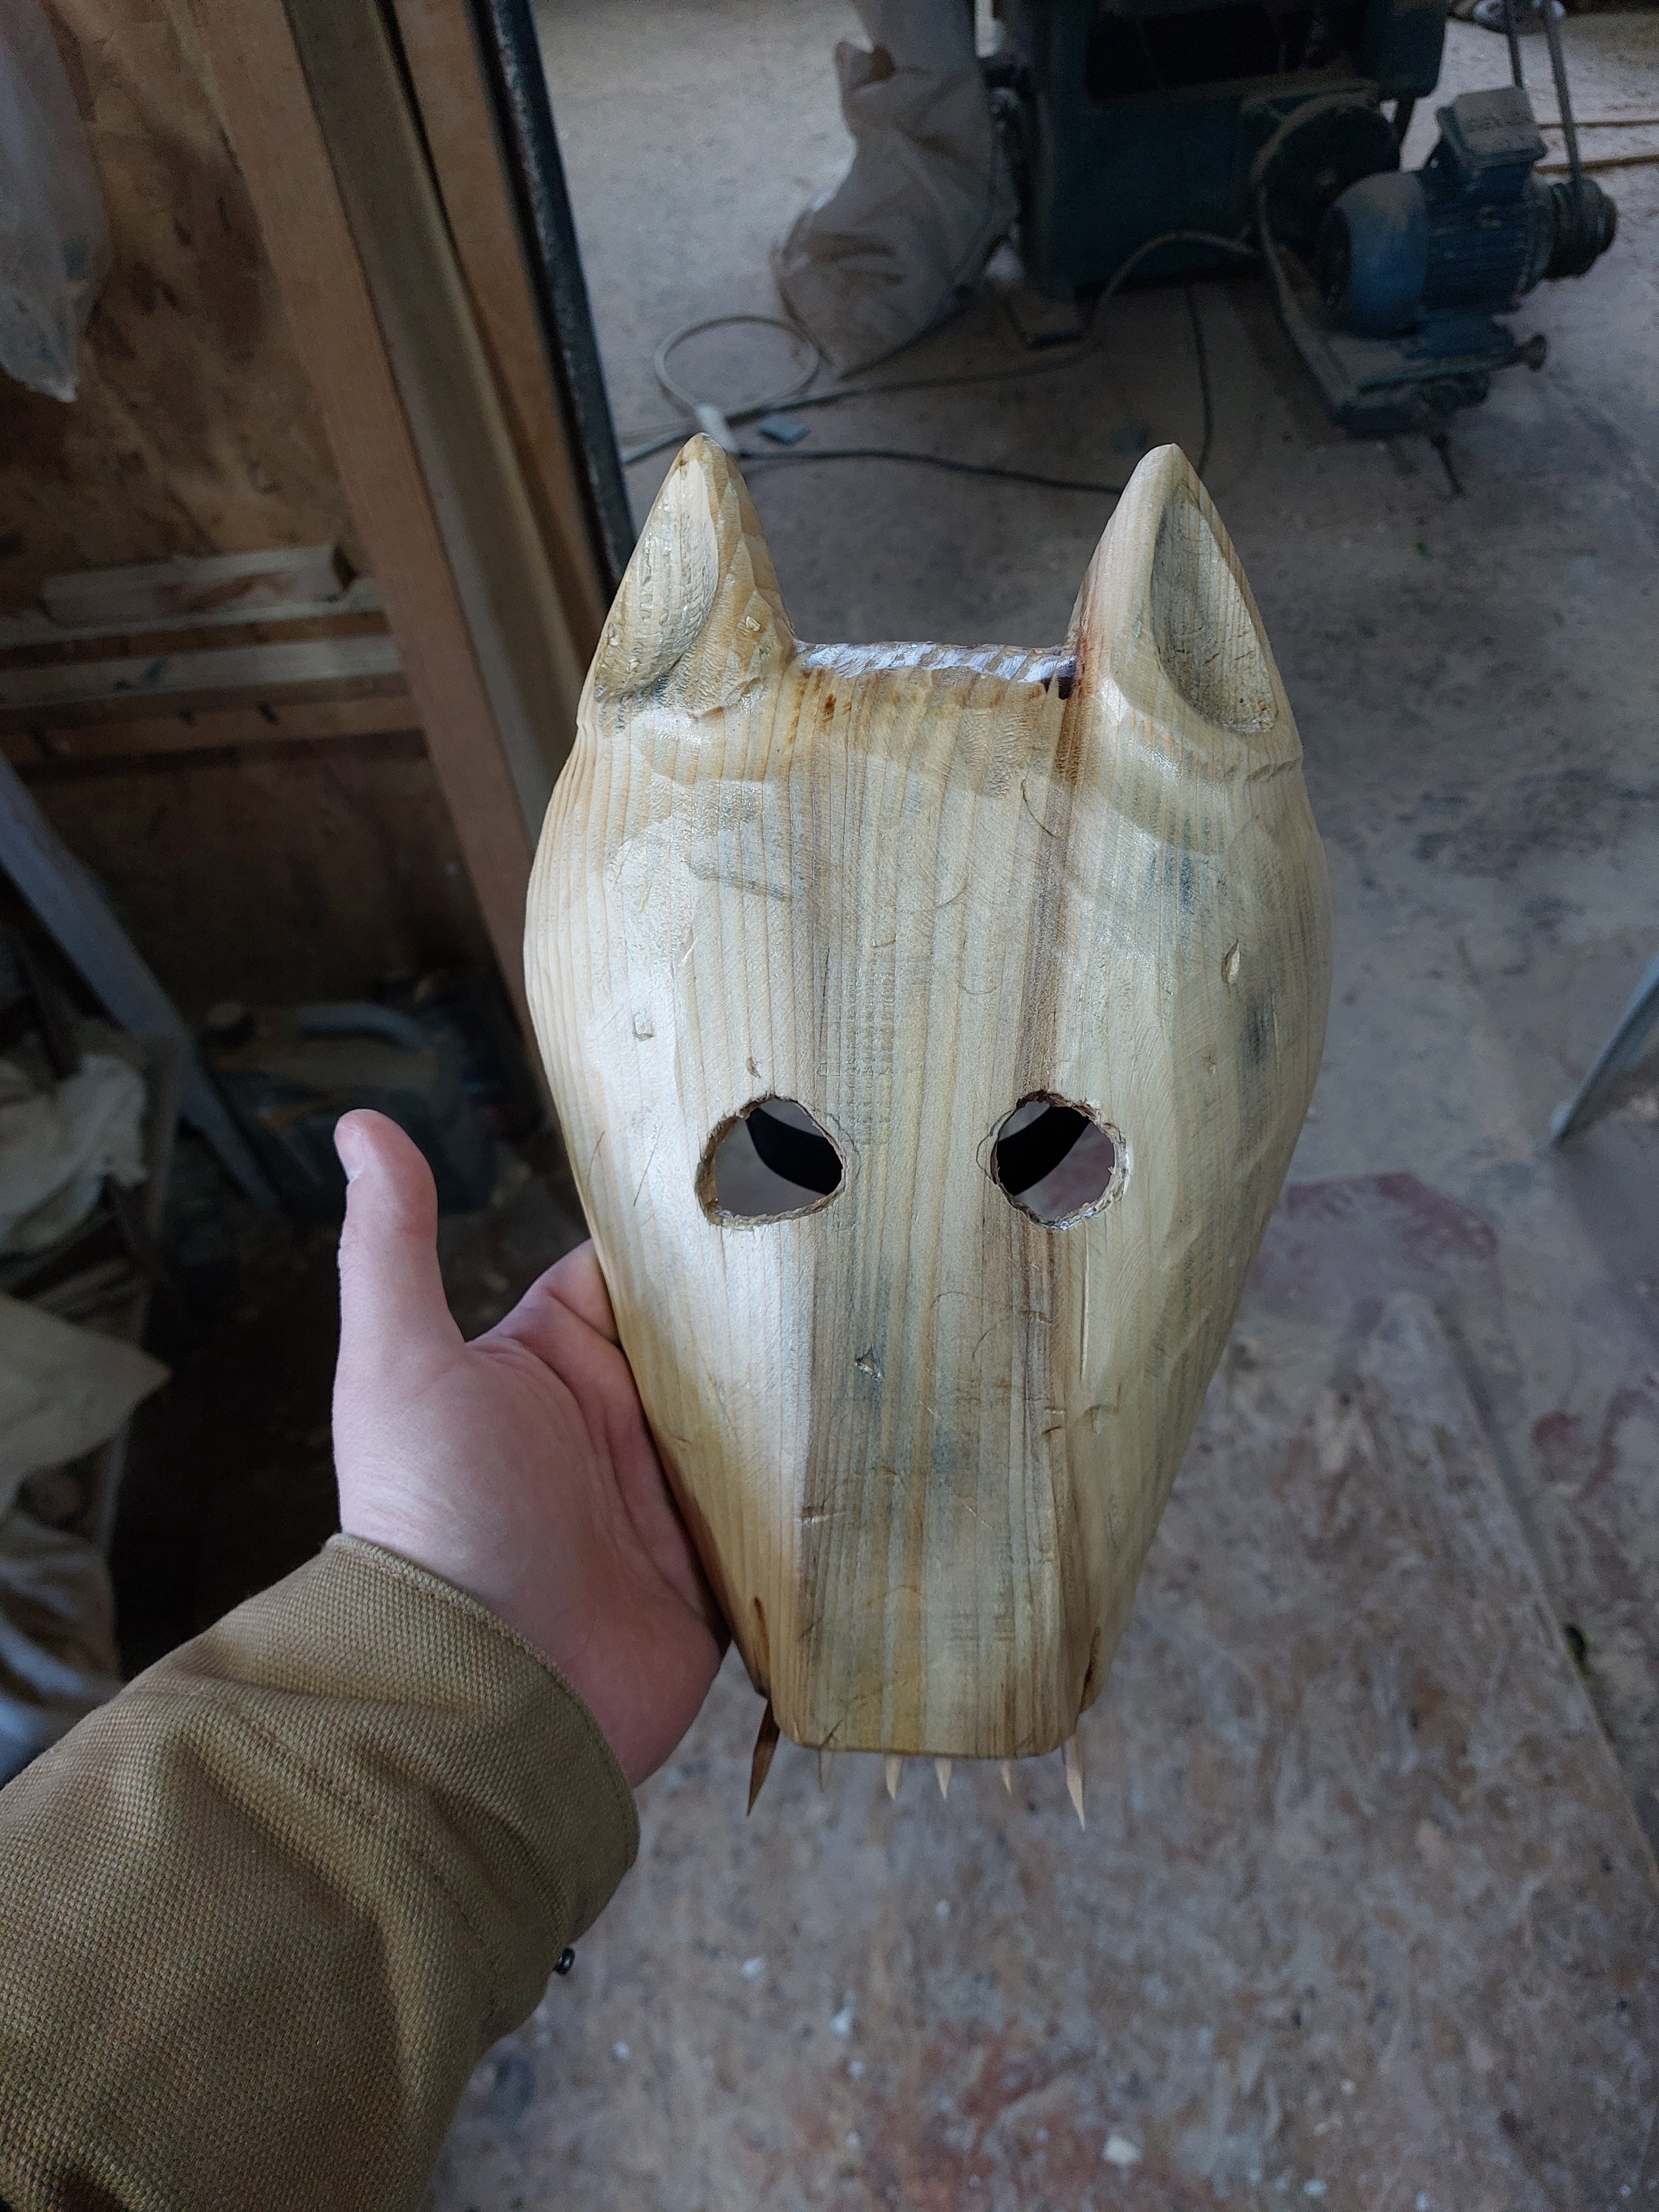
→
(0, 753, 275, 1204)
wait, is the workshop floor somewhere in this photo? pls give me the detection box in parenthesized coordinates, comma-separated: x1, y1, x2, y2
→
(420, 6, 1659, 2205)
(429, 1190, 1659, 2210)
(529, 0, 1659, 1839)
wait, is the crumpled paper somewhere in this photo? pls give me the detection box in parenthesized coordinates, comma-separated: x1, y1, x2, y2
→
(772, 0, 1016, 374)
(0, 1049, 147, 1255)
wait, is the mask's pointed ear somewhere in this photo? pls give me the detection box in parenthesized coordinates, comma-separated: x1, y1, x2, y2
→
(1066, 445, 1295, 770)
(590, 435, 794, 708)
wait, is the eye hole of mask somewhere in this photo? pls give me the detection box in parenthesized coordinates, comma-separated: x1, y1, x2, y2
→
(699, 1097, 844, 1223)
(992, 1096, 1121, 1227)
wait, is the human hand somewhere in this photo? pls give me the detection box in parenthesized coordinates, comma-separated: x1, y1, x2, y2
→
(331, 1109, 726, 1786)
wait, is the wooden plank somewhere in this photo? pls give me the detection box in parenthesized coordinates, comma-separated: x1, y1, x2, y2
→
(0, 575, 383, 651)
(39, 545, 350, 631)
(469, 0, 636, 592)
(179, 0, 537, 1024)
(0, 635, 402, 713)
(392, 0, 610, 665)
(1, 686, 419, 764)
(282, 0, 587, 829)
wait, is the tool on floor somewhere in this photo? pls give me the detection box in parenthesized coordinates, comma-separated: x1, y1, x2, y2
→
(989, 0, 1618, 435)
(628, 1, 1623, 499)
(1549, 950, 1659, 1146)
(1263, 85, 1614, 434)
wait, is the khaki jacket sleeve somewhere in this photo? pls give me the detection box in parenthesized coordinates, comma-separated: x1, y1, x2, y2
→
(0, 1534, 639, 2212)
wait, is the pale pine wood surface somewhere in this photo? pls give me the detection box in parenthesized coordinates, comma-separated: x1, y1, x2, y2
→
(527, 437, 1330, 1761)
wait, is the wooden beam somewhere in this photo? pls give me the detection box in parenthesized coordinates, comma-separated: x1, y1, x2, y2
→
(281, 0, 587, 827)
(0, 636, 402, 715)
(392, 0, 610, 665)
(38, 546, 352, 632)
(179, 0, 536, 1024)
(469, 0, 636, 591)
(1, 686, 418, 764)
(0, 575, 383, 651)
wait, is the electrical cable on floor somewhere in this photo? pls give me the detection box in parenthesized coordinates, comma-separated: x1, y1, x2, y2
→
(653, 313, 822, 419)
(621, 230, 1257, 497)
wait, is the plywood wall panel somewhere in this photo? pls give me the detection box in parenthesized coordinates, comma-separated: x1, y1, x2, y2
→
(0, 0, 355, 607)
(18, 734, 496, 1013)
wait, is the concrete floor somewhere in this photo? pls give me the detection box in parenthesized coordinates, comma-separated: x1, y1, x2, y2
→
(430, 1189, 1659, 2209)
(537, 0, 1659, 1837)
(427, 7, 1659, 2201)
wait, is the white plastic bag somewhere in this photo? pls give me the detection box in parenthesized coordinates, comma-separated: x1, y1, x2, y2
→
(0, 1051, 148, 1255)
(0, 0, 110, 401)
(772, 0, 1015, 375)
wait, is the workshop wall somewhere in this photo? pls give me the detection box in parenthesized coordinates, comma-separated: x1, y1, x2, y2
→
(22, 737, 496, 1011)
(0, 0, 495, 1016)
(2, 0, 352, 594)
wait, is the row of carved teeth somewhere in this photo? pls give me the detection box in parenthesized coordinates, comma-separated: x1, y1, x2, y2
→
(748, 1704, 1087, 1829)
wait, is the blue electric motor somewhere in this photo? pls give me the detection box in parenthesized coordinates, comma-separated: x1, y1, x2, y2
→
(1315, 87, 1615, 340)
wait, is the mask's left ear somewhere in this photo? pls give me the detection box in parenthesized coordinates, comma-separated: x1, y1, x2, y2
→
(1064, 445, 1298, 775)
(589, 434, 795, 712)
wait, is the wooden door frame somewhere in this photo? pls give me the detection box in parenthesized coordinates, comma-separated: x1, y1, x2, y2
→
(181, 0, 630, 1034)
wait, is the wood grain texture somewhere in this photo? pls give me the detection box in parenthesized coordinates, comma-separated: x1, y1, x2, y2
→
(527, 437, 1331, 1762)
(0, 634, 401, 712)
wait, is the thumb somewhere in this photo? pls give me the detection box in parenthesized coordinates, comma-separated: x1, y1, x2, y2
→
(334, 1110, 461, 1387)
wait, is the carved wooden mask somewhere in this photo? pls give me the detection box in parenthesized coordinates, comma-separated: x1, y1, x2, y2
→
(527, 437, 1329, 1778)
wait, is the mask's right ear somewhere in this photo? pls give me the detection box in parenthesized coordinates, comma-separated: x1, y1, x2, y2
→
(1065, 444, 1296, 775)
(590, 435, 795, 710)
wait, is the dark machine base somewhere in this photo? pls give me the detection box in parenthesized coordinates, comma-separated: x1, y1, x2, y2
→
(990, 2, 1615, 437)
(1261, 222, 1544, 436)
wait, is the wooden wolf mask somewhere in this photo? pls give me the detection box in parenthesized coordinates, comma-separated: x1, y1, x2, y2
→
(527, 436, 1329, 1787)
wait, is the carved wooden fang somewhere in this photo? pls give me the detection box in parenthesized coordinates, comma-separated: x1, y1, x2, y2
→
(885, 1755, 903, 1801)
(1062, 1734, 1086, 1830)
(1000, 1760, 1015, 1796)
(934, 1758, 952, 1801)
(748, 1701, 781, 1813)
